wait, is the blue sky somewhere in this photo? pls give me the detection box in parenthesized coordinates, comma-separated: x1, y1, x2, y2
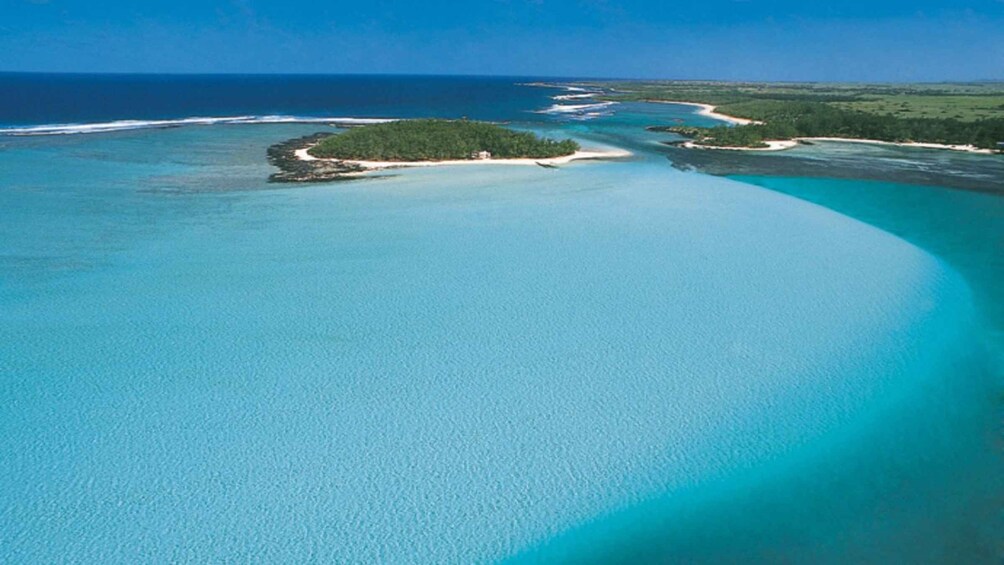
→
(1, 0, 1002, 80)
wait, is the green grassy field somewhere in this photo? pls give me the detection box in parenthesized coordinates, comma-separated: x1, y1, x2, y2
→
(835, 94, 1004, 122)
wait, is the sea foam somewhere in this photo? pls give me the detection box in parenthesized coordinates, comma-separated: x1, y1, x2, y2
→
(535, 101, 618, 119)
(0, 116, 395, 136)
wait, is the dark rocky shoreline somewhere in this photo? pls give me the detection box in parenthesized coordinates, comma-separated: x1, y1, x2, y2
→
(267, 132, 368, 183)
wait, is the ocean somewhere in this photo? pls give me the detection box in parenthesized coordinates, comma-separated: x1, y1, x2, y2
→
(1, 74, 1000, 563)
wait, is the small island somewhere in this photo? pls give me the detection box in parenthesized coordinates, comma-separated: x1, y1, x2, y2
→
(308, 119, 580, 161)
(269, 119, 629, 182)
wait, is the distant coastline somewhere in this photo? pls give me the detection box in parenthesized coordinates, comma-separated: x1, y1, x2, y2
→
(647, 100, 998, 154)
(590, 80, 1004, 153)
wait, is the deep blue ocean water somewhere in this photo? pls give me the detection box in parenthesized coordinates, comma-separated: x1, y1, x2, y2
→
(1, 75, 1001, 563)
(0, 73, 564, 126)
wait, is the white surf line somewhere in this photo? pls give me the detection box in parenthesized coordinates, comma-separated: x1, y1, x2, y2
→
(534, 101, 619, 115)
(0, 116, 397, 136)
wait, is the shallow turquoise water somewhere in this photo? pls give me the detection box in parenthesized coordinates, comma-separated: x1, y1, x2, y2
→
(1, 117, 999, 562)
(730, 175, 1004, 352)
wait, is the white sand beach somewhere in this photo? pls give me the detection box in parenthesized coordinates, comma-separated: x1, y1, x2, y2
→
(682, 140, 799, 151)
(295, 146, 632, 171)
(646, 100, 763, 125)
(681, 137, 996, 154)
(801, 137, 996, 154)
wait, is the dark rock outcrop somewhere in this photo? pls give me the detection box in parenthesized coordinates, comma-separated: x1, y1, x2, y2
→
(267, 133, 368, 183)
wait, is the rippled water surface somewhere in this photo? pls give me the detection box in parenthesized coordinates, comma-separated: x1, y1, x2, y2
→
(1, 77, 1001, 563)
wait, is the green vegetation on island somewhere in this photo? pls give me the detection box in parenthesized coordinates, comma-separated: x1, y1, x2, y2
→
(589, 81, 1004, 150)
(308, 119, 580, 161)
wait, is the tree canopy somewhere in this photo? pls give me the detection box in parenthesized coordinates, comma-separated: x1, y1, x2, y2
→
(308, 119, 580, 161)
(652, 101, 1004, 149)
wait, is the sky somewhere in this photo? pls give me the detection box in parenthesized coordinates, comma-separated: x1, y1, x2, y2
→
(1, 0, 1003, 81)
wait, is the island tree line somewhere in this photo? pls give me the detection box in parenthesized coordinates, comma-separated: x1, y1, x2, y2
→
(309, 119, 580, 161)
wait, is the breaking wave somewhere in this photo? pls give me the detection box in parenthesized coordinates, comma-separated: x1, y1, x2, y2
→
(535, 101, 618, 120)
(0, 115, 396, 136)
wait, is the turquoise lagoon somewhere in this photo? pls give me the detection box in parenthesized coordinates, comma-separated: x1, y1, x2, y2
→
(1, 91, 1001, 563)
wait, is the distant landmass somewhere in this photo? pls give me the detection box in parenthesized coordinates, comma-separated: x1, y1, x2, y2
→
(592, 81, 1004, 151)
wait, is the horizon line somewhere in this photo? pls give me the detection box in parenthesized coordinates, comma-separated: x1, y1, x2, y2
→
(1, 70, 1002, 85)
